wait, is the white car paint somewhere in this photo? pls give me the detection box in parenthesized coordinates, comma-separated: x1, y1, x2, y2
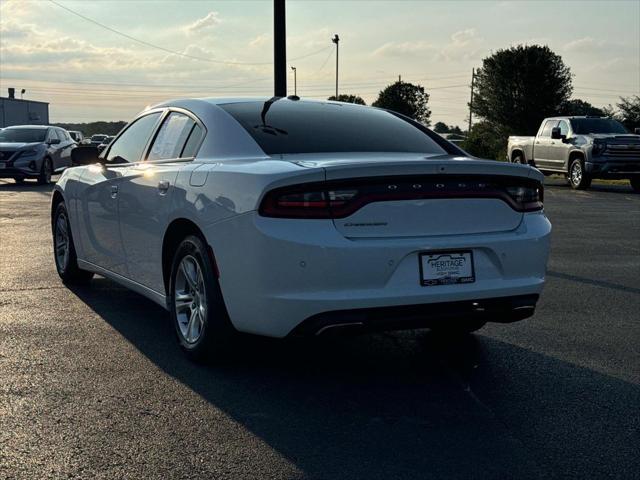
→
(54, 97, 551, 338)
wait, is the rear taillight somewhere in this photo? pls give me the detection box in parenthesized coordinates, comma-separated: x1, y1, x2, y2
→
(259, 176, 544, 219)
(505, 184, 543, 212)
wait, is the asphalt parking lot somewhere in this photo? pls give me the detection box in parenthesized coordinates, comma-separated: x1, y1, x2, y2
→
(0, 176, 638, 480)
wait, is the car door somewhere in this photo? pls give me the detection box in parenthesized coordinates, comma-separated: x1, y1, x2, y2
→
(45, 128, 62, 166)
(546, 120, 571, 170)
(54, 129, 73, 171)
(534, 120, 558, 168)
(117, 110, 205, 293)
(75, 111, 163, 276)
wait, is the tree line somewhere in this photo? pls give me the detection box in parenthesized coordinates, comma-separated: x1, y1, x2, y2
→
(330, 44, 640, 160)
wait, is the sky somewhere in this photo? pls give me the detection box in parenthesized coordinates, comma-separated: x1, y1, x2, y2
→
(1, 0, 639, 127)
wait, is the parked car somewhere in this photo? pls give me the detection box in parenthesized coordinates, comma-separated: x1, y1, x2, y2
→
(97, 135, 115, 152)
(0, 125, 76, 184)
(507, 116, 640, 191)
(89, 134, 108, 147)
(52, 97, 551, 361)
(68, 130, 85, 144)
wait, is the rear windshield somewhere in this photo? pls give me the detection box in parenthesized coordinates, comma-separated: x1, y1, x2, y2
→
(219, 100, 447, 155)
(0, 128, 47, 143)
(91, 135, 107, 141)
(570, 118, 628, 134)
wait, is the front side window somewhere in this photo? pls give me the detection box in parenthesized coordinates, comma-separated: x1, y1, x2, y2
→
(219, 100, 447, 155)
(106, 112, 161, 164)
(558, 121, 569, 137)
(147, 112, 196, 161)
(55, 130, 66, 141)
(540, 120, 558, 137)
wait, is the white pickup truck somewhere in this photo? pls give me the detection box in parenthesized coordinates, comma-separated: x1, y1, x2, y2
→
(507, 116, 640, 191)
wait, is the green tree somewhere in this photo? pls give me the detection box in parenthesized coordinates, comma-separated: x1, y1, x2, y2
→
(462, 121, 507, 161)
(449, 125, 463, 135)
(372, 81, 431, 126)
(558, 99, 605, 116)
(327, 94, 366, 105)
(616, 95, 640, 130)
(433, 121, 449, 133)
(471, 45, 573, 135)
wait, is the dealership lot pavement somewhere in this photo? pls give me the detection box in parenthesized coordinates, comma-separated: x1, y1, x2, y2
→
(1, 176, 638, 480)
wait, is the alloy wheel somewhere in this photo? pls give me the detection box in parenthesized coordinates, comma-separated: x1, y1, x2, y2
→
(54, 212, 70, 272)
(174, 255, 207, 344)
(571, 161, 582, 187)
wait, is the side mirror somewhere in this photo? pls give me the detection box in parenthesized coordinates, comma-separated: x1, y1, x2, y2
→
(551, 127, 562, 140)
(71, 146, 100, 166)
(634, 128, 640, 134)
(48, 138, 61, 145)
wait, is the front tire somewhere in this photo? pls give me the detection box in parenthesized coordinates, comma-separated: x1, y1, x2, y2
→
(568, 157, 591, 190)
(37, 158, 52, 185)
(52, 202, 94, 284)
(169, 235, 236, 362)
(630, 177, 640, 193)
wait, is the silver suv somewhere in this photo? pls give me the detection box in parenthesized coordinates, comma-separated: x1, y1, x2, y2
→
(0, 125, 76, 185)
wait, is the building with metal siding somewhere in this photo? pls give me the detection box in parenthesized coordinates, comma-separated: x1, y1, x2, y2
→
(0, 97, 50, 127)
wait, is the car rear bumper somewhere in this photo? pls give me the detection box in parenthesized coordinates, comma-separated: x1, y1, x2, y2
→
(290, 294, 539, 336)
(205, 211, 551, 338)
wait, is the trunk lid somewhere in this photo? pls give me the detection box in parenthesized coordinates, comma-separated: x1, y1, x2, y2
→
(283, 153, 538, 239)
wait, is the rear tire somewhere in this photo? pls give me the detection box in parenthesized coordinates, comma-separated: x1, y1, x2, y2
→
(52, 202, 94, 284)
(512, 154, 527, 165)
(169, 235, 236, 362)
(630, 177, 640, 193)
(568, 157, 591, 190)
(37, 158, 52, 185)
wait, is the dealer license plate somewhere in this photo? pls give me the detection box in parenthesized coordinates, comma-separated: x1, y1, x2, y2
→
(420, 251, 475, 286)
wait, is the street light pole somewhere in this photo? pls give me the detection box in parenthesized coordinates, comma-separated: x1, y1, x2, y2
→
(332, 34, 339, 99)
(291, 66, 297, 96)
(274, 0, 287, 97)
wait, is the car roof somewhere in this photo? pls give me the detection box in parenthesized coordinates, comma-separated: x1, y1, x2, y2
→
(5, 125, 52, 129)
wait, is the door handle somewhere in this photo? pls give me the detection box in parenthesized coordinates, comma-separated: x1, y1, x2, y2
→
(158, 180, 170, 194)
(110, 185, 118, 199)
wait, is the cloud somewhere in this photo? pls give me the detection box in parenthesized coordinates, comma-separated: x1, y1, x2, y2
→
(184, 12, 221, 34)
(371, 41, 435, 58)
(564, 37, 604, 52)
(438, 28, 483, 62)
(249, 33, 270, 48)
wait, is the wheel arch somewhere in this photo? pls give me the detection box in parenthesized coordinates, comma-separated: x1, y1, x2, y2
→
(511, 149, 525, 162)
(51, 189, 65, 219)
(161, 218, 211, 296)
(567, 150, 585, 172)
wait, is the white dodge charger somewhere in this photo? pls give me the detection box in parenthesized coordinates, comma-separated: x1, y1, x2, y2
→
(52, 97, 551, 360)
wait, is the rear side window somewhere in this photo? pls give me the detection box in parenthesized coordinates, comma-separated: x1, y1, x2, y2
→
(540, 120, 558, 137)
(147, 112, 197, 161)
(181, 124, 204, 158)
(106, 112, 161, 164)
(219, 100, 447, 155)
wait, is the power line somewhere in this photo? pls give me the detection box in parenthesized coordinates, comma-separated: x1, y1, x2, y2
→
(48, 0, 330, 65)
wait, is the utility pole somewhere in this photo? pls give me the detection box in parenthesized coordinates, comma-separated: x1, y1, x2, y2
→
(290, 66, 297, 96)
(398, 75, 401, 83)
(332, 34, 340, 98)
(468, 68, 475, 133)
(274, 0, 286, 97)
